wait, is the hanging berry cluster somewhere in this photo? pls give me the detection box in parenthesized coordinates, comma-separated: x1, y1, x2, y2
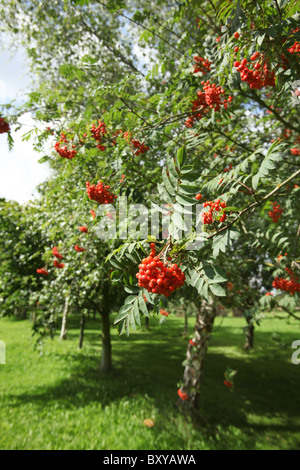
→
(54, 133, 77, 159)
(124, 132, 149, 156)
(74, 245, 85, 252)
(223, 164, 233, 172)
(54, 259, 65, 269)
(178, 389, 189, 401)
(160, 308, 169, 316)
(91, 120, 107, 151)
(131, 139, 149, 155)
(273, 268, 300, 295)
(287, 42, 300, 55)
(234, 55, 276, 89)
(36, 268, 49, 276)
(0, 117, 10, 134)
(52, 247, 64, 268)
(192, 56, 211, 74)
(202, 199, 227, 224)
(268, 202, 283, 223)
(37, 222, 89, 275)
(52, 246, 63, 260)
(86, 181, 117, 204)
(136, 243, 185, 297)
(185, 81, 232, 128)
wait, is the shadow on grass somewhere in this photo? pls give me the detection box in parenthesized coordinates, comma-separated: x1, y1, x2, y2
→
(4, 315, 300, 449)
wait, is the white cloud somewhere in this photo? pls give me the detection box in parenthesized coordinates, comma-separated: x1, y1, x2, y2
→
(0, 114, 51, 204)
(0, 43, 50, 204)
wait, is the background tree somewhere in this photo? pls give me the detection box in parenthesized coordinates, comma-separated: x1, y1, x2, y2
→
(0, 0, 299, 413)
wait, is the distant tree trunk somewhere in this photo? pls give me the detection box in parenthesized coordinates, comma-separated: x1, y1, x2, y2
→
(179, 298, 217, 412)
(183, 310, 188, 336)
(100, 310, 112, 373)
(233, 308, 243, 317)
(244, 319, 254, 350)
(78, 313, 85, 349)
(60, 296, 69, 340)
(21, 308, 27, 319)
(145, 316, 149, 329)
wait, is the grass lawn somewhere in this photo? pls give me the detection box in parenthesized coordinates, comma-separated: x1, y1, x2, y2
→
(0, 312, 300, 450)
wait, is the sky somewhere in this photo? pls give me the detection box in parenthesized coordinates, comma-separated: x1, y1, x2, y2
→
(0, 39, 50, 204)
(0, 24, 153, 205)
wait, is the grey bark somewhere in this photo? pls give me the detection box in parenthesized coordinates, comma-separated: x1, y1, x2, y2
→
(60, 296, 69, 340)
(78, 313, 85, 349)
(179, 298, 217, 411)
(244, 320, 254, 350)
(100, 311, 112, 373)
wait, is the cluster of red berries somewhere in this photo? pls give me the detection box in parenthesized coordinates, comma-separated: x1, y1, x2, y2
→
(282, 129, 292, 139)
(160, 308, 169, 316)
(291, 148, 300, 155)
(185, 81, 232, 127)
(192, 56, 211, 74)
(224, 380, 233, 388)
(54, 132, 77, 159)
(86, 181, 117, 204)
(46, 126, 54, 135)
(52, 246, 63, 260)
(52, 246, 65, 268)
(136, 243, 185, 297)
(277, 28, 300, 72)
(268, 202, 283, 223)
(234, 55, 276, 89)
(131, 139, 149, 155)
(54, 259, 65, 269)
(273, 268, 300, 295)
(74, 245, 85, 252)
(91, 120, 107, 151)
(0, 117, 10, 134)
(223, 164, 233, 172)
(202, 199, 227, 224)
(277, 253, 287, 262)
(36, 268, 49, 276)
(178, 389, 189, 401)
(124, 132, 149, 156)
(79, 226, 88, 233)
(287, 42, 300, 55)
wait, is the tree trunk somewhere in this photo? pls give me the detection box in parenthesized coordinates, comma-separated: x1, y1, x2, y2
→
(145, 316, 149, 330)
(178, 299, 217, 411)
(244, 319, 254, 350)
(21, 308, 27, 319)
(100, 311, 112, 373)
(78, 313, 85, 349)
(183, 310, 188, 336)
(233, 308, 243, 317)
(60, 296, 69, 340)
